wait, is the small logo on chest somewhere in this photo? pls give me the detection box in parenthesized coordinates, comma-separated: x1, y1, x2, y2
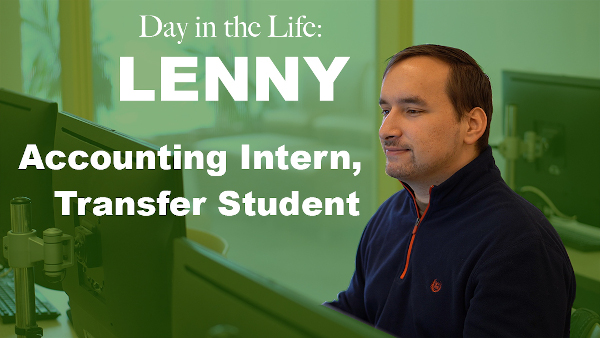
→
(430, 279, 442, 292)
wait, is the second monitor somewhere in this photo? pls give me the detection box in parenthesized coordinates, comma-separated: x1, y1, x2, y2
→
(172, 237, 393, 338)
(52, 111, 186, 338)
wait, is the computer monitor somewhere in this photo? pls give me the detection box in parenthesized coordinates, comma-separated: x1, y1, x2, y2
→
(172, 237, 393, 338)
(503, 71, 600, 228)
(503, 70, 600, 313)
(52, 111, 186, 338)
(0, 88, 59, 289)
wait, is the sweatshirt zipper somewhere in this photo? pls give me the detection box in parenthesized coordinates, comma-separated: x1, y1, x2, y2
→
(399, 184, 432, 280)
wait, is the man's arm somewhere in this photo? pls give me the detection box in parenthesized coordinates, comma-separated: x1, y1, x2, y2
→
(324, 229, 371, 323)
(325, 270, 368, 321)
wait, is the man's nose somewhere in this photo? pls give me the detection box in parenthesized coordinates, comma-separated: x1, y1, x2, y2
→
(379, 110, 401, 141)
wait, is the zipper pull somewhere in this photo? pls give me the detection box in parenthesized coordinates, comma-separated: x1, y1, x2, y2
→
(412, 218, 420, 234)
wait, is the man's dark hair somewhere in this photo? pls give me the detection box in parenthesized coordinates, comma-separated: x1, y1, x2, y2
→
(384, 44, 493, 152)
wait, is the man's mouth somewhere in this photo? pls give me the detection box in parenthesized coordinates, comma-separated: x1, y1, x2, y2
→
(384, 147, 411, 155)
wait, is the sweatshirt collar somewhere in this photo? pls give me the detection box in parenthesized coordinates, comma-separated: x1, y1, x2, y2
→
(400, 146, 502, 211)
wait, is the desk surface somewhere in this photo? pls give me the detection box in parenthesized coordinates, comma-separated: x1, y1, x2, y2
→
(0, 285, 77, 338)
(0, 247, 595, 338)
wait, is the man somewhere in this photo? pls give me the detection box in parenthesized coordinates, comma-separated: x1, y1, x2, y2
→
(326, 45, 576, 337)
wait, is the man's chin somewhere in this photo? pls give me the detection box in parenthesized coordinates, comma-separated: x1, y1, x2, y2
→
(385, 166, 412, 181)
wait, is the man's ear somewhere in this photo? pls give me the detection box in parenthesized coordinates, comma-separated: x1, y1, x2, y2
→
(463, 107, 487, 145)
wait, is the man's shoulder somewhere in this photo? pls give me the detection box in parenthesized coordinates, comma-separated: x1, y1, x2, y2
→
(464, 180, 568, 260)
(380, 188, 410, 207)
(371, 189, 418, 221)
(463, 177, 543, 220)
(359, 190, 415, 240)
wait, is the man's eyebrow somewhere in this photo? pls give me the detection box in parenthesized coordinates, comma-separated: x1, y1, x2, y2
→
(379, 96, 427, 106)
(398, 96, 427, 106)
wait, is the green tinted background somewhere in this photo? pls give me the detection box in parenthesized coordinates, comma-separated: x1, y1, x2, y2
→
(0, 0, 598, 306)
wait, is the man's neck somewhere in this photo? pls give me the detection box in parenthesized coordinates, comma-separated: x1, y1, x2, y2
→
(411, 185, 431, 217)
(415, 198, 428, 217)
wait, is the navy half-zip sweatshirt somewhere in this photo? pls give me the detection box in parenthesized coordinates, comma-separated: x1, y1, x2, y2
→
(328, 147, 576, 337)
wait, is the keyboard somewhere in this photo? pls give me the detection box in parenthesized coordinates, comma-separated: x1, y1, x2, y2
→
(0, 275, 61, 324)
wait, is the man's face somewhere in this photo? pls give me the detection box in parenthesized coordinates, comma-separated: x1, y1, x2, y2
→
(379, 56, 468, 185)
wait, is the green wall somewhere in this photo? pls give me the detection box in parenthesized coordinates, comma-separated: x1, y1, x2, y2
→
(414, 0, 600, 149)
